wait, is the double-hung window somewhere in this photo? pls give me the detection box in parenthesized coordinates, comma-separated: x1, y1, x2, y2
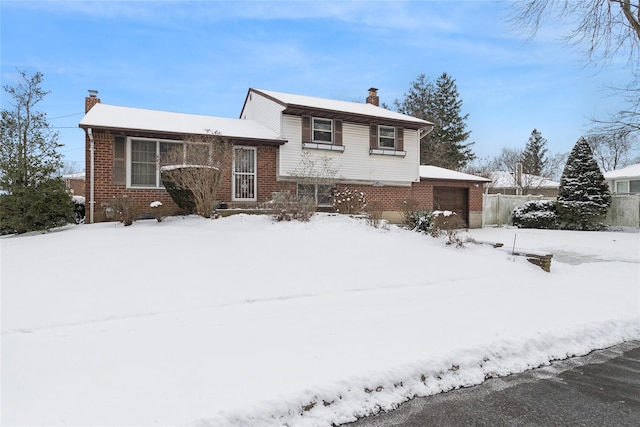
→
(313, 118, 333, 143)
(378, 125, 396, 149)
(129, 138, 182, 188)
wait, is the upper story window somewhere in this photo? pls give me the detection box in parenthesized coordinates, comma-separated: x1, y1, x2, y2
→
(369, 125, 405, 157)
(302, 116, 344, 152)
(378, 126, 396, 149)
(313, 118, 333, 143)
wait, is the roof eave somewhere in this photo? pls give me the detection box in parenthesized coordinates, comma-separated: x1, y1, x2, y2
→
(78, 124, 286, 146)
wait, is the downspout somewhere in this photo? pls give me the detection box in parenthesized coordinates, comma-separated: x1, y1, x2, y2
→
(88, 127, 95, 224)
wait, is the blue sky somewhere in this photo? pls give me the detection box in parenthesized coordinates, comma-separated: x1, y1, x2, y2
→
(1, 0, 632, 171)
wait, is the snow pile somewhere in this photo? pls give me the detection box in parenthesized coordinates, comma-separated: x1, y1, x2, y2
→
(2, 214, 639, 426)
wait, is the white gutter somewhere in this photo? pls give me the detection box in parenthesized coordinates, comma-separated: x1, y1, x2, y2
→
(88, 127, 95, 224)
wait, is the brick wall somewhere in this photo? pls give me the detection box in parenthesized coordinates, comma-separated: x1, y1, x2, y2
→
(84, 131, 180, 222)
(85, 131, 285, 220)
(336, 179, 484, 227)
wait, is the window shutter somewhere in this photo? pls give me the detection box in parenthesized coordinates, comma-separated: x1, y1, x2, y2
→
(334, 120, 342, 146)
(302, 116, 311, 143)
(396, 127, 404, 151)
(370, 125, 377, 150)
(113, 136, 126, 185)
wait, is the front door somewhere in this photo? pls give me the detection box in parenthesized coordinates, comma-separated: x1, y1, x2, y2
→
(233, 147, 257, 201)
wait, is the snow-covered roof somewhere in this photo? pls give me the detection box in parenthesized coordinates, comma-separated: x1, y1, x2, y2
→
(489, 171, 559, 188)
(603, 163, 640, 180)
(419, 165, 491, 182)
(62, 172, 85, 180)
(79, 104, 284, 142)
(251, 88, 432, 127)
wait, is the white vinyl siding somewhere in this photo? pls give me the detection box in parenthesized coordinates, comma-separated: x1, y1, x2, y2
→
(280, 115, 419, 185)
(240, 91, 285, 134)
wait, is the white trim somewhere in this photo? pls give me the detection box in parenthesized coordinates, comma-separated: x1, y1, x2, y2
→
(232, 146, 257, 201)
(302, 142, 345, 152)
(378, 125, 396, 149)
(312, 117, 333, 143)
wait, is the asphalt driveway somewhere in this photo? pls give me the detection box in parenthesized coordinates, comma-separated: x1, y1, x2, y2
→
(346, 340, 640, 427)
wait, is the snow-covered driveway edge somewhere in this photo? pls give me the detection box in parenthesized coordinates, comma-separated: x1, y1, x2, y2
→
(193, 317, 640, 427)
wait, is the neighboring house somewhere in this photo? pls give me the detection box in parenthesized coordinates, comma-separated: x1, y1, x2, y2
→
(62, 172, 86, 196)
(486, 170, 559, 197)
(79, 88, 487, 227)
(604, 163, 640, 194)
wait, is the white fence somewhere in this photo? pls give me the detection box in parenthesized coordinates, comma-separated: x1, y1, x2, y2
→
(482, 194, 640, 227)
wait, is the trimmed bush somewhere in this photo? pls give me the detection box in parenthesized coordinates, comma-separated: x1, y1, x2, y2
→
(511, 200, 559, 229)
(161, 171, 196, 214)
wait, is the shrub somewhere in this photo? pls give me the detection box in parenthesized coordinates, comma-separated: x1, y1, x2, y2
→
(0, 178, 74, 235)
(110, 195, 138, 226)
(333, 188, 366, 214)
(365, 200, 384, 228)
(511, 200, 559, 229)
(269, 191, 316, 222)
(431, 211, 467, 247)
(406, 209, 433, 233)
(161, 172, 196, 213)
(399, 199, 421, 226)
(149, 201, 165, 222)
(73, 195, 85, 224)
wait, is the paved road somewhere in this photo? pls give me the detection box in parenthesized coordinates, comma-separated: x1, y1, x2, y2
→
(345, 340, 640, 427)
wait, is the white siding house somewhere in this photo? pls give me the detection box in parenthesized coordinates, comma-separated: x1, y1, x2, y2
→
(240, 88, 429, 186)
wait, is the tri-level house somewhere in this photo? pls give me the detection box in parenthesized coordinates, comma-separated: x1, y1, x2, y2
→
(79, 87, 488, 226)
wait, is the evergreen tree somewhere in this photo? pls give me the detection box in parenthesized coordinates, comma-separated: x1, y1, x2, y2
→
(0, 70, 73, 234)
(395, 73, 474, 170)
(521, 129, 548, 176)
(557, 137, 611, 230)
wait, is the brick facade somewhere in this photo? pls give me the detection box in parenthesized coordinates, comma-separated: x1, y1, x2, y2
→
(85, 129, 484, 226)
(84, 131, 287, 221)
(82, 93, 485, 227)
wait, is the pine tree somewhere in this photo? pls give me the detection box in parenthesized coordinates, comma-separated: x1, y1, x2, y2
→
(521, 129, 548, 176)
(394, 73, 475, 170)
(427, 72, 475, 170)
(0, 70, 73, 234)
(557, 137, 611, 230)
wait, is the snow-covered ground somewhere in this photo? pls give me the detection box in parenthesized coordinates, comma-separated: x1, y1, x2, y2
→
(2, 214, 639, 426)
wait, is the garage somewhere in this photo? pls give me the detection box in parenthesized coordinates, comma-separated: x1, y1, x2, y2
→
(433, 186, 469, 226)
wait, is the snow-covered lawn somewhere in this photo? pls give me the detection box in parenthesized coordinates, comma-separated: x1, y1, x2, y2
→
(2, 214, 639, 426)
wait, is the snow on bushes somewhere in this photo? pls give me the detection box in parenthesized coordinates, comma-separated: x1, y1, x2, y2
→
(511, 200, 558, 229)
(333, 187, 366, 214)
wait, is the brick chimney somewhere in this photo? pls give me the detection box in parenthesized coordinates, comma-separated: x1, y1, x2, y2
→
(366, 87, 379, 106)
(85, 90, 100, 113)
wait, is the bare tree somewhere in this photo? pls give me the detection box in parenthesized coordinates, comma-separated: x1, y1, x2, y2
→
(511, 1, 640, 136)
(160, 132, 233, 218)
(482, 147, 566, 194)
(585, 130, 639, 170)
(510, 1, 640, 71)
